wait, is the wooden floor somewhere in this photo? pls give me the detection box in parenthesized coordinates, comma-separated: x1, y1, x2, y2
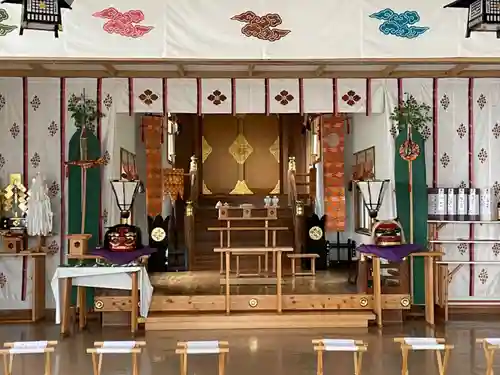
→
(150, 269, 357, 296)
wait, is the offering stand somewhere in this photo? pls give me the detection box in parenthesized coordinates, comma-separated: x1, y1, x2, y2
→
(357, 244, 442, 327)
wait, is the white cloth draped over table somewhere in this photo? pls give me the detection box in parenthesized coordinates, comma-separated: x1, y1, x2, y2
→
(50, 266, 153, 324)
(26, 172, 53, 236)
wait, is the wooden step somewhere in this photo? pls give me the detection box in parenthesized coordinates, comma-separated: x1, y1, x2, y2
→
(146, 311, 375, 330)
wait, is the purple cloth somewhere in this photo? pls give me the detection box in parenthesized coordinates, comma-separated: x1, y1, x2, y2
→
(357, 244, 423, 262)
(89, 247, 156, 265)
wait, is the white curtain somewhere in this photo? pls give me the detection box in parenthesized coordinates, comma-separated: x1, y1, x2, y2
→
(0, 78, 26, 309)
(101, 79, 120, 229)
(0, 258, 32, 310)
(472, 79, 500, 299)
(27, 78, 62, 308)
(437, 79, 472, 300)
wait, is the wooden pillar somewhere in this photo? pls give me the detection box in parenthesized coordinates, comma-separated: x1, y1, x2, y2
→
(142, 116, 163, 217)
(322, 115, 346, 232)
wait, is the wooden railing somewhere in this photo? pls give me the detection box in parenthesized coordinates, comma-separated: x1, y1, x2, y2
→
(184, 155, 198, 270)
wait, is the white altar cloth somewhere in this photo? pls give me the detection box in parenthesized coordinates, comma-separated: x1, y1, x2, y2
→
(51, 267, 153, 324)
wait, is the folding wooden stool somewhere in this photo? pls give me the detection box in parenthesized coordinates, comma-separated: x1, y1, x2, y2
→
(176, 340, 229, 375)
(394, 337, 453, 375)
(86, 341, 146, 375)
(476, 338, 500, 375)
(313, 339, 367, 375)
(1, 340, 58, 375)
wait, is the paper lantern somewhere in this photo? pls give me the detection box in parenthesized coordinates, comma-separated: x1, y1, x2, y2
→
(445, 0, 500, 38)
(2, 0, 73, 37)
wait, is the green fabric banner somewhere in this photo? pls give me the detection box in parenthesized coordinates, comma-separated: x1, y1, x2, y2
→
(68, 128, 101, 307)
(394, 127, 428, 305)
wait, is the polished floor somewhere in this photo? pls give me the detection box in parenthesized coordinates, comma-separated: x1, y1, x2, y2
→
(0, 320, 497, 375)
(148, 270, 357, 296)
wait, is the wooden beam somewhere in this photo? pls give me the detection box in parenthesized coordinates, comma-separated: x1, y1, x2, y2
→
(315, 65, 326, 77)
(29, 63, 48, 74)
(177, 64, 185, 77)
(381, 65, 398, 76)
(2, 69, 500, 79)
(103, 63, 117, 76)
(446, 64, 470, 76)
(248, 64, 255, 77)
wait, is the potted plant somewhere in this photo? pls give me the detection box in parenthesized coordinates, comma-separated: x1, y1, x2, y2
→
(67, 93, 104, 131)
(389, 93, 432, 137)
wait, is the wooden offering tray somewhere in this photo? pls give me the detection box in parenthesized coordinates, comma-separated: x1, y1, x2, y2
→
(218, 205, 278, 220)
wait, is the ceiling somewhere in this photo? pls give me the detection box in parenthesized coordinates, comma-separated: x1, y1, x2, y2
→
(2, 59, 500, 78)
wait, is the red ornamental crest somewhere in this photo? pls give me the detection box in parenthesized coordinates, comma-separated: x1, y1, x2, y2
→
(92, 8, 154, 38)
(231, 11, 291, 42)
(399, 140, 420, 161)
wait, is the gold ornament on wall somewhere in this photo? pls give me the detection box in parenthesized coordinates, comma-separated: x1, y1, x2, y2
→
(269, 137, 280, 163)
(229, 134, 253, 164)
(230, 180, 253, 195)
(270, 180, 280, 194)
(202, 181, 213, 195)
(202, 136, 212, 163)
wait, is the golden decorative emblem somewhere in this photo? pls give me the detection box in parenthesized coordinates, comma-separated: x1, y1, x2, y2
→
(151, 227, 166, 242)
(202, 136, 213, 163)
(400, 297, 410, 307)
(248, 298, 258, 308)
(229, 134, 253, 164)
(269, 137, 280, 163)
(309, 226, 323, 240)
(94, 300, 104, 310)
(359, 297, 368, 307)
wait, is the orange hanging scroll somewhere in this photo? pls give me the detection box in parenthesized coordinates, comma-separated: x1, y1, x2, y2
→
(322, 115, 346, 232)
(163, 168, 184, 202)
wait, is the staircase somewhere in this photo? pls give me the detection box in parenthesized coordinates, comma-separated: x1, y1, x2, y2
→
(191, 194, 294, 271)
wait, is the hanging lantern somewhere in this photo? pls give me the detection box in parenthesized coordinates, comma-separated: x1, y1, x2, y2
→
(1, 0, 73, 38)
(445, 0, 500, 38)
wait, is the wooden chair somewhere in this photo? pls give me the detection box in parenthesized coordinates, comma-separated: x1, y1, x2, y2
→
(394, 338, 453, 375)
(176, 341, 228, 375)
(289, 253, 319, 276)
(313, 339, 367, 375)
(1, 340, 58, 375)
(87, 341, 146, 375)
(476, 338, 500, 375)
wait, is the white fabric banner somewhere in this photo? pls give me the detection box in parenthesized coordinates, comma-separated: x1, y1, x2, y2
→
(27, 78, 62, 308)
(201, 79, 233, 114)
(302, 79, 333, 114)
(401, 78, 433, 187)
(164, 0, 359, 59)
(133, 78, 163, 114)
(436, 78, 470, 300)
(0, 78, 23, 188)
(166, 79, 198, 113)
(1, 0, 500, 59)
(370, 79, 387, 115)
(101, 79, 120, 228)
(0, 257, 32, 310)
(382, 79, 398, 220)
(337, 79, 367, 114)
(472, 78, 500, 299)
(268, 79, 300, 114)
(235, 79, 266, 114)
